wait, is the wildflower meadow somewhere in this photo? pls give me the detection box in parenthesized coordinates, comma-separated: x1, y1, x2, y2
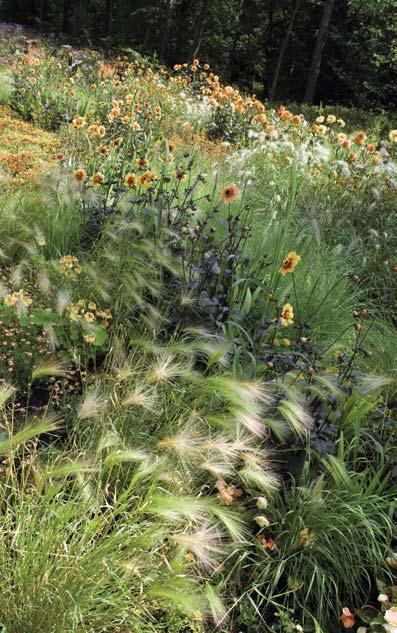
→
(0, 9, 395, 633)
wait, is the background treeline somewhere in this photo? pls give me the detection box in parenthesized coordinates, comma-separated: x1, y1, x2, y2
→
(1, 0, 396, 109)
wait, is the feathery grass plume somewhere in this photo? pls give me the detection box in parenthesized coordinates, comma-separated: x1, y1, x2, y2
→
(205, 377, 274, 411)
(77, 388, 106, 420)
(0, 383, 15, 407)
(158, 426, 203, 456)
(200, 436, 241, 459)
(146, 490, 247, 540)
(355, 374, 396, 394)
(239, 448, 279, 491)
(204, 582, 227, 626)
(0, 413, 61, 455)
(96, 430, 122, 452)
(275, 383, 312, 436)
(103, 448, 151, 467)
(0, 281, 8, 298)
(122, 385, 158, 411)
(10, 262, 24, 287)
(31, 359, 69, 381)
(37, 268, 50, 293)
(277, 397, 311, 436)
(34, 225, 46, 247)
(56, 289, 72, 315)
(308, 371, 342, 399)
(200, 460, 235, 478)
(146, 353, 186, 383)
(144, 493, 217, 523)
(233, 411, 264, 436)
(184, 327, 231, 368)
(171, 524, 226, 568)
(44, 323, 59, 351)
(148, 579, 206, 619)
(45, 457, 98, 478)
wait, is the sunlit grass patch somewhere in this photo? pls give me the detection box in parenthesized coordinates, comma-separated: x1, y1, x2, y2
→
(0, 106, 60, 189)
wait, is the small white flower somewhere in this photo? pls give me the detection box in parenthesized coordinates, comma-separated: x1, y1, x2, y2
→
(378, 593, 389, 603)
(255, 515, 270, 528)
(256, 496, 268, 509)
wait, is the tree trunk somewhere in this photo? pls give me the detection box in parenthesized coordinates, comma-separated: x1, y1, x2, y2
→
(71, 0, 81, 37)
(262, 0, 276, 98)
(269, 0, 301, 102)
(189, 0, 210, 61)
(62, 0, 73, 33)
(39, 0, 48, 26)
(303, 0, 336, 104)
(105, 0, 113, 38)
(159, 0, 172, 61)
(227, 0, 245, 83)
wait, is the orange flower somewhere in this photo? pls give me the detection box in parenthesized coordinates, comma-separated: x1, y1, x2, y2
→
(281, 303, 294, 327)
(221, 183, 239, 203)
(279, 251, 301, 275)
(110, 137, 123, 148)
(340, 608, 355, 629)
(124, 173, 136, 188)
(139, 171, 156, 187)
(257, 534, 278, 551)
(366, 144, 376, 153)
(136, 157, 148, 169)
(389, 130, 397, 143)
(97, 125, 106, 138)
(72, 116, 86, 129)
(354, 131, 367, 145)
(74, 168, 87, 183)
(92, 172, 105, 185)
(215, 480, 243, 505)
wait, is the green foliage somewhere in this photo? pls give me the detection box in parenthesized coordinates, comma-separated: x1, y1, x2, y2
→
(0, 24, 395, 633)
(235, 469, 393, 631)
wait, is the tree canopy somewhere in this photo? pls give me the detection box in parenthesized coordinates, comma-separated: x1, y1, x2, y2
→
(1, 0, 396, 108)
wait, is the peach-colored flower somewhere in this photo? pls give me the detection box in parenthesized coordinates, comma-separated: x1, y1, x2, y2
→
(124, 173, 136, 188)
(341, 607, 355, 629)
(74, 168, 87, 183)
(378, 593, 389, 603)
(354, 131, 367, 145)
(279, 251, 301, 275)
(281, 303, 294, 327)
(139, 171, 156, 187)
(92, 172, 104, 185)
(257, 534, 278, 551)
(384, 607, 397, 633)
(221, 183, 239, 203)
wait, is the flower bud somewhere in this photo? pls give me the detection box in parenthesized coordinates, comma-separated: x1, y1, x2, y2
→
(256, 496, 268, 509)
(255, 515, 270, 528)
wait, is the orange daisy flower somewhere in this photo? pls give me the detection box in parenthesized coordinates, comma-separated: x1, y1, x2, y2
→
(221, 183, 239, 203)
(136, 157, 148, 169)
(124, 173, 136, 188)
(279, 252, 301, 275)
(281, 303, 294, 327)
(74, 168, 87, 183)
(92, 172, 105, 185)
(139, 171, 156, 187)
